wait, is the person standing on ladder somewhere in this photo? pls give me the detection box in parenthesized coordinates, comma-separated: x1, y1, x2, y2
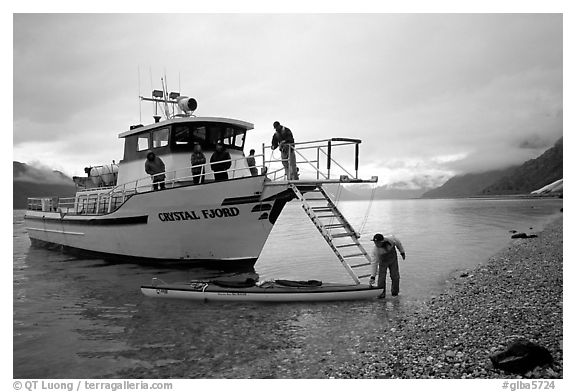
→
(369, 233, 406, 299)
(271, 121, 299, 180)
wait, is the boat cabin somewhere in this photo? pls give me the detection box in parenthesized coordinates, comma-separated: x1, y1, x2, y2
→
(116, 117, 256, 186)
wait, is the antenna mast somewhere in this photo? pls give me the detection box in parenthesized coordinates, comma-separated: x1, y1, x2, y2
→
(161, 77, 170, 118)
(138, 66, 142, 123)
(139, 70, 198, 122)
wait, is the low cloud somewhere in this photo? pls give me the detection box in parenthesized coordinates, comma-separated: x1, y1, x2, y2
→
(14, 161, 74, 185)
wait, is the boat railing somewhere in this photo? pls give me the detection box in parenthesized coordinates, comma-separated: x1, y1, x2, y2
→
(26, 138, 375, 215)
(113, 153, 264, 191)
(26, 154, 266, 216)
(262, 137, 372, 183)
(26, 196, 76, 213)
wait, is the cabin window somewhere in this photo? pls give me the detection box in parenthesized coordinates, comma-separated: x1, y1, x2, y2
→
(205, 125, 223, 145)
(172, 124, 207, 147)
(193, 126, 207, 143)
(234, 131, 245, 148)
(170, 122, 247, 151)
(137, 134, 150, 151)
(152, 128, 169, 148)
(222, 127, 235, 146)
(173, 125, 190, 145)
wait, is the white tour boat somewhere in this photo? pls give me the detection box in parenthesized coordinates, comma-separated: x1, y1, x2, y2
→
(26, 87, 381, 300)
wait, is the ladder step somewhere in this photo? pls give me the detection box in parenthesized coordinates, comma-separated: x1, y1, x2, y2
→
(311, 207, 333, 212)
(357, 274, 372, 279)
(343, 252, 365, 258)
(305, 198, 328, 201)
(335, 243, 357, 249)
(350, 262, 371, 268)
(325, 224, 345, 229)
(317, 214, 338, 218)
(331, 233, 355, 238)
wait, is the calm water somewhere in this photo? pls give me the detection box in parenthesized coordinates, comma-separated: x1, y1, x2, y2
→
(13, 198, 562, 378)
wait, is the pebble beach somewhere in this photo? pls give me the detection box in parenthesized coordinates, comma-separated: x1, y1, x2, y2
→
(325, 215, 563, 379)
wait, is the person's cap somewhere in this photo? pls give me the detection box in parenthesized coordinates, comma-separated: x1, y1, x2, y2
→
(371, 233, 385, 242)
(273, 121, 280, 128)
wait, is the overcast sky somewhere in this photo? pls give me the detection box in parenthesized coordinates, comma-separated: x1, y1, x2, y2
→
(13, 13, 562, 187)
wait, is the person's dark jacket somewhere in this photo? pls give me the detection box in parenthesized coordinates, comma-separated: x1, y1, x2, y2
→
(246, 155, 258, 176)
(190, 152, 206, 174)
(145, 156, 166, 180)
(210, 150, 232, 174)
(271, 126, 295, 150)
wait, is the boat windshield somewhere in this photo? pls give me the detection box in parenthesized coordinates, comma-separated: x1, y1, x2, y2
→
(171, 122, 246, 152)
(122, 121, 247, 162)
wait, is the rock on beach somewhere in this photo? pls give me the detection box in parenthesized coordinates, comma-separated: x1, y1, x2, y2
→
(326, 216, 563, 379)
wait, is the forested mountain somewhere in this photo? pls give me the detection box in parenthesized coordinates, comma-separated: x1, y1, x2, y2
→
(421, 137, 562, 198)
(13, 162, 76, 209)
(481, 138, 562, 195)
(421, 167, 517, 199)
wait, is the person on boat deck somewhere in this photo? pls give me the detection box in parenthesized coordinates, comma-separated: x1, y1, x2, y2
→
(369, 233, 406, 299)
(145, 151, 166, 191)
(246, 149, 258, 176)
(190, 142, 206, 184)
(271, 121, 299, 180)
(210, 142, 232, 181)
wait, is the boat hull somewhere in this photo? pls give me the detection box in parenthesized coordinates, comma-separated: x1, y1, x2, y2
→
(141, 282, 382, 302)
(25, 176, 291, 267)
(27, 237, 259, 269)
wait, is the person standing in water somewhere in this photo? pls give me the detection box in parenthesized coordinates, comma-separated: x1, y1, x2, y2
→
(369, 233, 406, 299)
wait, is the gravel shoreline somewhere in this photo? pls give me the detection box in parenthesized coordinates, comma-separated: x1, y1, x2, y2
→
(325, 215, 563, 379)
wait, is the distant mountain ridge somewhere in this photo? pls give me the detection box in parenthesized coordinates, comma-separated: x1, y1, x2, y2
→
(422, 137, 563, 198)
(328, 183, 432, 200)
(13, 161, 76, 209)
(13, 161, 72, 184)
(366, 184, 430, 199)
(421, 167, 517, 198)
(481, 138, 562, 195)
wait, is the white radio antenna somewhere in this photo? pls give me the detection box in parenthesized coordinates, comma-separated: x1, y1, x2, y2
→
(149, 66, 153, 94)
(164, 71, 170, 117)
(161, 76, 170, 118)
(138, 65, 142, 123)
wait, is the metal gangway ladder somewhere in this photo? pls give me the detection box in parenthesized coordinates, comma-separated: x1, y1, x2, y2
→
(289, 183, 373, 285)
